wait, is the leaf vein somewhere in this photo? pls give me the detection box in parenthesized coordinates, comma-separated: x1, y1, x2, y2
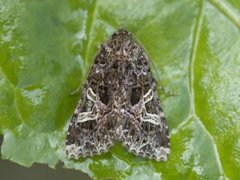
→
(208, 0, 240, 29)
(189, 0, 227, 178)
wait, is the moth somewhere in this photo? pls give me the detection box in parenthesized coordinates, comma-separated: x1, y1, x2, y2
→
(66, 29, 170, 161)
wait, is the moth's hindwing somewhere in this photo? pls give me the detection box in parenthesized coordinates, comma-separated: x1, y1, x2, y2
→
(66, 29, 170, 161)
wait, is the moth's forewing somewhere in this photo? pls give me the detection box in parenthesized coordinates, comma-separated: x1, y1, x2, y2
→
(66, 29, 170, 161)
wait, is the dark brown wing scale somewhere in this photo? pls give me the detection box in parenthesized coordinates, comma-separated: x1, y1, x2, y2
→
(66, 29, 170, 161)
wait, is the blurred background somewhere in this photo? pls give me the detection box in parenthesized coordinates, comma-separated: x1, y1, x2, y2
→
(0, 136, 90, 180)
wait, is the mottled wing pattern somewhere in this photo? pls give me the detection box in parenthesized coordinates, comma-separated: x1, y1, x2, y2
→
(66, 29, 170, 161)
(66, 52, 115, 158)
(66, 112, 114, 158)
(121, 52, 170, 161)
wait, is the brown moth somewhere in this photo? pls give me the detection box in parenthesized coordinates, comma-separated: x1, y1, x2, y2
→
(66, 29, 170, 161)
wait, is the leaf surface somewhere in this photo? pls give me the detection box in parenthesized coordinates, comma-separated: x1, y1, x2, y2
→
(0, 0, 239, 179)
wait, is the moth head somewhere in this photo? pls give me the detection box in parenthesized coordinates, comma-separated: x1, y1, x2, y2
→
(112, 28, 131, 38)
(105, 29, 140, 61)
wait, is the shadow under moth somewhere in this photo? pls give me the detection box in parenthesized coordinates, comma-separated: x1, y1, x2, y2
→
(66, 29, 170, 161)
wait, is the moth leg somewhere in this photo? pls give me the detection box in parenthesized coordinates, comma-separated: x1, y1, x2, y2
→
(70, 87, 82, 96)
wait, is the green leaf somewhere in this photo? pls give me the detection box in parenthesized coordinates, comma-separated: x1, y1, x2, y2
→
(0, 0, 239, 179)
